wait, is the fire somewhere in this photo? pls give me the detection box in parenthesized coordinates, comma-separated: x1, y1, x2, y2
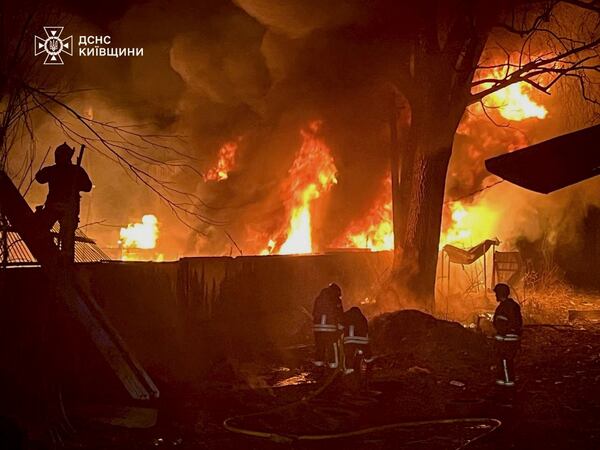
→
(204, 139, 239, 181)
(264, 120, 338, 255)
(483, 80, 547, 121)
(440, 200, 500, 248)
(119, 214, 162, 261)
(336, 59, 549, 253)
(260, 239, 276, 256)
(332, 180, 501, 252)
(334, 177, 393, 251)
(473, 63, 548, 121)
(248, 57, 550, 257)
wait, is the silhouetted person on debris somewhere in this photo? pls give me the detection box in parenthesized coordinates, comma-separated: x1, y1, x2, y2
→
(312, 283, 344, 369)
(492, 283, 522, 388)
(35, 143, 92, 263)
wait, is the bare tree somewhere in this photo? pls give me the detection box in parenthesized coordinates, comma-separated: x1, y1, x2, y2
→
(390, 0, 600, 310)
(0, 3, 227, 268)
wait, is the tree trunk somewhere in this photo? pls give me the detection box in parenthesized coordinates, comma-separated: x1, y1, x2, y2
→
(388, 93, 402, 255)
(392, 107, 457, 312)
(388, 13, 491, 311)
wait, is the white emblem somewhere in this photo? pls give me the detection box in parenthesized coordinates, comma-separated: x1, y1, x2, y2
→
(34, 27, 73, 65)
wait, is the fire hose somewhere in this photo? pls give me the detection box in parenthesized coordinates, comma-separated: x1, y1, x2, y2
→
(223, 368, 502, 448)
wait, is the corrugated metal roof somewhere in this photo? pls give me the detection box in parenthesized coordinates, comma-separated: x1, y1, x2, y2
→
(1, 225, 110, 264)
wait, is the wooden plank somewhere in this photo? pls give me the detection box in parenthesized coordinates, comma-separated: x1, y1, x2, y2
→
(0, 171, 57, 265)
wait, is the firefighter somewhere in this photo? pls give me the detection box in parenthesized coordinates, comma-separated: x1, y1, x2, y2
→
(341, 306, 373, 381)
(312, 283, 344, 369)
(35, 143, 92, 263)
(492, 283, 522, 387)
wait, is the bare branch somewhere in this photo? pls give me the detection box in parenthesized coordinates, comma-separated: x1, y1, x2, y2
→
(469, 34, 600, 105)
(24, 85, 228, 229)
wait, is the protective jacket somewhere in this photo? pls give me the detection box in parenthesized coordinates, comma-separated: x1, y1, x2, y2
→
(493, 298, 523, 341)
(312, 287, 343, 333)
(36, 164, 92, 209)
(341, 307, 369, 345)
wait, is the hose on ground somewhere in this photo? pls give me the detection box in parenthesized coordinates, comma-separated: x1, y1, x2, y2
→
(224, 415, 501, 447)
(223, 369, 502, 448)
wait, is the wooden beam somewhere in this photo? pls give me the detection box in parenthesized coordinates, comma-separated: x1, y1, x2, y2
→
(0, 170, 159, 400)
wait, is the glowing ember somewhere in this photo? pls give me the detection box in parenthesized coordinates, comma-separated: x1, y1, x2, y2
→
(119, 214, 162, 261)
(334, 177, 393, 251)
(264, 120, 338, 255)
(204, 139, 239, 181)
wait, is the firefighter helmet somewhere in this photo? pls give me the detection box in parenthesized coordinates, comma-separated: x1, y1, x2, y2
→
(328, 283, 342, 298)
(55, 142, 74, 164)
(493, 283, 510, 298)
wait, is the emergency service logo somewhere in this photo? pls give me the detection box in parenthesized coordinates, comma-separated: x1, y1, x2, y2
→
(34, 26, 73, 65)
(33, 27, 144, 65)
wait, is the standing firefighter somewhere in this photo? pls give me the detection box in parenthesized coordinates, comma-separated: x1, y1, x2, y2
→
(492, 283, 523, 387)
(35, 143, 92, 263)
(312, 283, 343, 369)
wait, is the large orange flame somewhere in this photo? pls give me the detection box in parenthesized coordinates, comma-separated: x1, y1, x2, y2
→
(119, 214, 163, 261)
(473, 62, 548, 121)
(439, 200, 500, 249)
(334, 177, 393, 251)
(335, 58, 549, 252)
(263, 120, 338, 255)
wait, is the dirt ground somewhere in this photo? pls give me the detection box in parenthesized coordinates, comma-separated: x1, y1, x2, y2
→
(50, 309, 600, 450)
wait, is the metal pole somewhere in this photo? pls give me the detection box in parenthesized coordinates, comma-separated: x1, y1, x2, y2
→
(443, 252, 448, 319)
(447, 254, 451, 297)
(483, 245, 487, 298)
(491, 245, 496, 288)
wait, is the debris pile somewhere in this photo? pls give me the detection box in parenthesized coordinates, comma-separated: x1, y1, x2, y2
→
(369, 310, 493, 381)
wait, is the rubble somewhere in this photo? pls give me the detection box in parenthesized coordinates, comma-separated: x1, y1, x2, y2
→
(370, 310, 493, 378)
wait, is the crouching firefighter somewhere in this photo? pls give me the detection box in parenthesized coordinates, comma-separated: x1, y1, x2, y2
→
(342, 306, 373, 383)
(493, 283, 523, 387)
(312, 283, 344, 369)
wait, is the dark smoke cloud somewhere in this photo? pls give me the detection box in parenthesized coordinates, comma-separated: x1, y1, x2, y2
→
(21, 0, 599, 258)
